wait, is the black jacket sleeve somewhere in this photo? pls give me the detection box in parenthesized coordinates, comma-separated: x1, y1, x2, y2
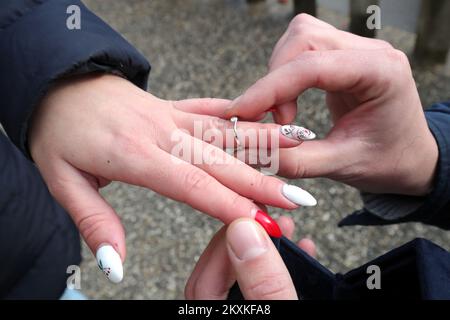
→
(340, 102, 450, 230)
(0, 0, 151, 156)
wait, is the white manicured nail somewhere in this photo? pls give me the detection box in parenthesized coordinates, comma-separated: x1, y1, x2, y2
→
(280, 125, 316, 141)
(96, 245, 123, 284)
(282, 184, 317, 207)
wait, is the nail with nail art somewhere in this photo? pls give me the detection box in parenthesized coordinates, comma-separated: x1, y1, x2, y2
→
(280, 125, 316, 141)
(96, 244, 123, 284)
(282, 184, 317, 207)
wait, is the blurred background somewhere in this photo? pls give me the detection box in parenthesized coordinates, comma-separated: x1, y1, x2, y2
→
(78, 0, 450, 299)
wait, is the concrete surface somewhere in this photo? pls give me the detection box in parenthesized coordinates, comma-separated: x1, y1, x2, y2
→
(79, 0, 450, 299)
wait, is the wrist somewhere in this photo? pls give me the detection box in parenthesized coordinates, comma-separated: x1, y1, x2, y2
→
(400, 131, 439, 196)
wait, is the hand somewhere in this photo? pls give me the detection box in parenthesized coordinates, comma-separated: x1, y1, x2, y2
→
(185, 215, 315, 300)
(226, 14, 438, 196)
(29, 73, 314, 282)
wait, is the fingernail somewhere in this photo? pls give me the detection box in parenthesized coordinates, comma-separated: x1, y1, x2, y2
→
(282, 184, 317, 206)
(280, 125, 316, 141)
(228, 219, 268, 260)
(255, 210, 282, 238)
(96, 244, 123, 283)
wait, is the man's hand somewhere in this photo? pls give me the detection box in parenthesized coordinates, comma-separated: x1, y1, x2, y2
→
(226, 14, 438, 196)
(28, 73, 314, 282)
(185, 215, 315, 300)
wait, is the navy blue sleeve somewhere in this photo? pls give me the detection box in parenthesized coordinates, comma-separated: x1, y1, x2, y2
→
(0, 0, 151, 156)
(340, 102, 450, 230)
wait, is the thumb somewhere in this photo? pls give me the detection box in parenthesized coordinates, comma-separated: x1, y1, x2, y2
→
(48, 162, 125, 284)
(226, 218, 297, 300)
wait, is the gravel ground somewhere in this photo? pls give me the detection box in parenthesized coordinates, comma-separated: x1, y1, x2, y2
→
(79, 0, 450, 299)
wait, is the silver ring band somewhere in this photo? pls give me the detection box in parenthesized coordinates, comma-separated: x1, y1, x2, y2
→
(230, 116, 242, 150)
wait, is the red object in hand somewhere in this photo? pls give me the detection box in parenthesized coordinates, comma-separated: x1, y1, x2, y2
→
(255, 210, 282, 238)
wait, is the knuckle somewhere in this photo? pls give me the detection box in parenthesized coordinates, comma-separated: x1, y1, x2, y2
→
(227, 192, 244, 215)
(246, 273, 293, 299)
(76, 212, 111, 243)
(115, 131, 146, 156)
(374, 39, 393, 49)
(367, 49, 411, 92)
(386, 49, 410, 67)
(294, 159, 307, 178)
(183, 169, 213, 195)
(291, 22, 315, 39)
(388, 48, 408, 61)
(250, 172, 268, 191)
(206, 117, 227, 133)
(383, 48, 412, 79)
(291, 13, 314, 27)
(46, 174, 87, 208)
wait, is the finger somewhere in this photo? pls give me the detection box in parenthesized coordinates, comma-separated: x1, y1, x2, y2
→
(182, 134, 317, 209)
(185, 227, 236, 299)
(244, 139, 345, 179)
(239, 138, 345, 180)
(271, 101, 297, 125)
(254, 202, 268, 213)
(269, 31, 289, 69)
(225, 49, 390, 119)
(174, 112, 302, 149)
(226, 218, 297, 299)
(297, 238, 316, 258)
(48, 161, 125, 284)
(270, 29, 391, 71)
(172, 98, 265, 122)
(272, 13, 336, 56)
(289, 13, 336, 30)
(277, 216, 295, 239)
(185, 226, 227, 299)
(269, 15, 335, 71)
(277, 139, 351, 178)
(172, 98, 230, 116)
(113, 146, 261, 224)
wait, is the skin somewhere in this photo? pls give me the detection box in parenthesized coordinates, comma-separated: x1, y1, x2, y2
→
(185, 215, 315, 300)
(194, 14, 439, 299)
(29, 73, 302, 261)
(226, 14, 438, 196)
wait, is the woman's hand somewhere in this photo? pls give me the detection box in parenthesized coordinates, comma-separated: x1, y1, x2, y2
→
(29, 73, 316, 282)
(226, 14, 438, 197)
(185, 215, 315, 300)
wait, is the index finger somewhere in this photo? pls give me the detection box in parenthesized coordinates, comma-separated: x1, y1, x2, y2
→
(225, 49, 391, 119)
